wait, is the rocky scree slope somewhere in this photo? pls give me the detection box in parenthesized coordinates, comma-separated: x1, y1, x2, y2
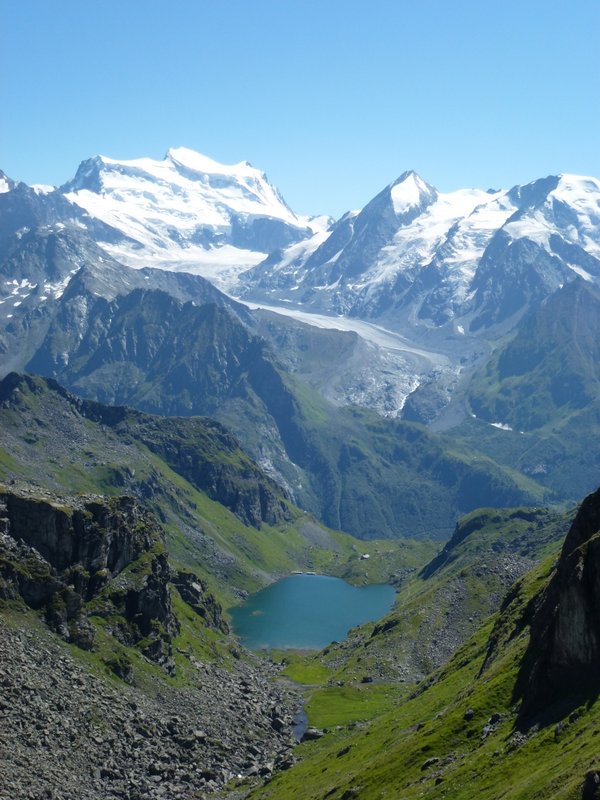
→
(0, 484, 306, 797)
(0, 617, 301, 800)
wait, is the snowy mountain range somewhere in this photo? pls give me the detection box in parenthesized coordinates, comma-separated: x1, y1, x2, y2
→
(1, 147, 600, 430)
(243, 170, 600, 337)
(5, 147, 600, 342)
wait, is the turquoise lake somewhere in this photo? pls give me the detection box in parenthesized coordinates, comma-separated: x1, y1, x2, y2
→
(230, 574, 396, 650)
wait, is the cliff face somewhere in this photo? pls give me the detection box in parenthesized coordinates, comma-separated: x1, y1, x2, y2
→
(1, 491, 154, 581)
(518, 487, 600, 720)
(0, 485, 225, 670)
(112, 412, 293, 529)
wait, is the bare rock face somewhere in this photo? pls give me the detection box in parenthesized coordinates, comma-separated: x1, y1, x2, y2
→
(172, 570, 229, 633)
(518, 487, 600, 720)
(0, 485, 179, 664)
(0, 491, 154, 579)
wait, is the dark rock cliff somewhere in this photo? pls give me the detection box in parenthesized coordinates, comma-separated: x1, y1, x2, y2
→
(517, 487, 600, 721)
(0, 485, 226, 670)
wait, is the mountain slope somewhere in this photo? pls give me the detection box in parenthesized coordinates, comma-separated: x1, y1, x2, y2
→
(22, 288, 549, 539)
(469, 278, 600, 432)
(0, 372, 359, 599)
(252, 486, 600, 800)
(301, 505, 570, 684)
(0, 220, 252, 380)
(448, 278, 600, 501)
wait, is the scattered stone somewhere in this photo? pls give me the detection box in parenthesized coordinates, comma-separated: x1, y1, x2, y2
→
(301, 727, 325, 741)
(0, 617, 300, 799)
(583, 771, 600, 799)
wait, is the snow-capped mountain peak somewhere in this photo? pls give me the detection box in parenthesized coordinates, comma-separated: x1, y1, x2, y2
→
(166, 146, 257, 178)
(60, 147, 313, 291)
(389, 170, 437, 216)
(501, 173, 600, 263)
(242, 169, 600, 331)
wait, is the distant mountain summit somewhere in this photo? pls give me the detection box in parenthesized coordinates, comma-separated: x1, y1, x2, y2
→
(0, 170, 16, 194)
(1, 152, 600, 472)
(59, 146, 321, 291)
(243, 171, 600, 335)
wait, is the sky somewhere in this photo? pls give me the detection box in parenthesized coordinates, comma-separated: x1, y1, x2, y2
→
(2, 0, 599, 218)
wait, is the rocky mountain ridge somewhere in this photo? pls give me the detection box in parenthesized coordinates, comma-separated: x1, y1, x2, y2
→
(516, 485, 600, 722)
(243, 171, 600, 335)
(0, 485, 180, 665)
(1, 154, 600, 532)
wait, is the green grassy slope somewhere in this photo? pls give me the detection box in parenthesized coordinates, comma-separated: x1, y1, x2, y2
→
(290, 506, 570, 686)
(0, 373, 432, 609)
(251, 548, 600, 800)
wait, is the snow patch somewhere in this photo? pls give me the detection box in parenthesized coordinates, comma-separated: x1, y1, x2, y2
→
(568, 264, 594, 282)
(32, 184, 55, 195)
(390, 172, 430, 215)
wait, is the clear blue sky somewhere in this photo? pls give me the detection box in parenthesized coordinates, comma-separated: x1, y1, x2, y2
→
(2, 0, 599, 217)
